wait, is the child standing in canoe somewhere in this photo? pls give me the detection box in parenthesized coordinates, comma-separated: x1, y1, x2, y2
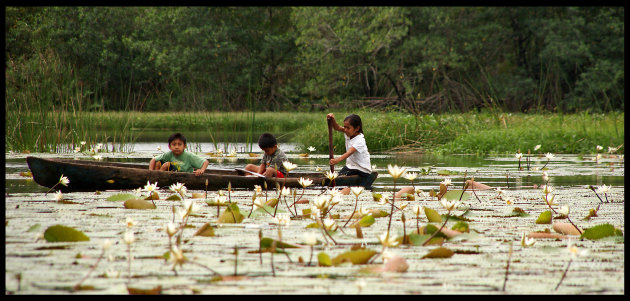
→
(327, 113, 373, 192)
(149, 132, 209, 176)
(244, 133, 289, 178)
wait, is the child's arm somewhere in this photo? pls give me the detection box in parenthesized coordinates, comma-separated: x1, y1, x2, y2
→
(194, 160, 209, 176)
(330, 146, 357, 166)
(257, 163, 266, 174)
(149, 158, 157, 170)
(326, 113, 344, 132)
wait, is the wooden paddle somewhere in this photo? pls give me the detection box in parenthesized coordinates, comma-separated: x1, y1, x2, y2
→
(327, 117, 335, 174)
(234, 168, 266, 178)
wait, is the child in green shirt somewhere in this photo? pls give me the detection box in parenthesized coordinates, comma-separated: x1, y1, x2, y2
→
(149, 133, 209, 176)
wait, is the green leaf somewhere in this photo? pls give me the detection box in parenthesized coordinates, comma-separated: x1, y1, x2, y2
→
(260, 237, 301, 250)
(318, 252, 332, 267)
(354, 215, 375, 227)
(43, 225, 90, 242)
(580, 223, 623, 240)
(124, 198, 156, 209)
(105, 193, 137, 202)
(218, 203, 244, 223)
(165, 194, 181, 201)
(424, 206, 442, 223)
(536, 211, 552, 224)
(442, 190, 470, 201)
(407, 233, 443, 246)
(510, 207, 530, 217)
(27, 223, 41, 232)
(451, 221, 469, 233)
(331, 249, 377, 266)
(422, 247, 454, 259)
(193, 222, 215, 237)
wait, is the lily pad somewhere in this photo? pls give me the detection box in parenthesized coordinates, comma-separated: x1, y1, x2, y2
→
(43, 225, 90, 242)
(218, 203, 244, 223)
(331, 249, 377, 266)
(124, 198, 156, 209)
(407, 233, 443, 246)
(535, 210, 552, 224)
(318, 252, 332, 267)
(442, 190, 470, 202)
(191, 192, 206, 199)
(580, 223, 623, 240)
(510, 207, 530, 217)
(193, 222, 215, 237)
(552, 222, 581, 235)
(350, 215, 375, 228)
(424, 206, 442, 223)
(105, 193, 137, 202)
(260, 237, 301, 250)
(451, 221, 469, 233)
(165, 194, 182, 201)
(422, 247, 454, 259)
(144, 192, 160, 200)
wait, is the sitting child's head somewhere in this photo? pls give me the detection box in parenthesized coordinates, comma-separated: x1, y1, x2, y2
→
(258, 133, 278, 155)
(168, 132, 187, 156)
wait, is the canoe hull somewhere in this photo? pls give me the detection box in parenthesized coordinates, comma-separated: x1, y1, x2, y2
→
(26, 157, 377, 192)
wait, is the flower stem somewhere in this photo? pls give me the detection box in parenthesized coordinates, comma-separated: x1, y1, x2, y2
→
(554, 258, 573, 291)
(422, 210, 451, 246)
(387, 181, 397, 235)
(343, 196, 359, 227)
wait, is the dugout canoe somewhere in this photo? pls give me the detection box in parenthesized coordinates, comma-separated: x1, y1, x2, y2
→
(26, 156, 378, 192)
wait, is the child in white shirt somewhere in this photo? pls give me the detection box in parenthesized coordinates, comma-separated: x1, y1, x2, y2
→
(327, 113, 373, 192)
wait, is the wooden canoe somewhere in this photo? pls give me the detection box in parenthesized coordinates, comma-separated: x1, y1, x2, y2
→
(26, 156, 378, 192)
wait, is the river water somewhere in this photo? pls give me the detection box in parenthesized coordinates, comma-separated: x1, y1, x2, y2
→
(4, 143, 625, 294)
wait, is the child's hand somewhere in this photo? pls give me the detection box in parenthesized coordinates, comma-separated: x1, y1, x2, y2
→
(329, 158, 339, 166)
(194, 169, 204, 176)
(327, 113, 335, 120)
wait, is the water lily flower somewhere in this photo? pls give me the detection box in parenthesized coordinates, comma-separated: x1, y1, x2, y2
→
(504, 197, 513, 205)
(298, 177, 313, 188)
(441, 178, 452, 186)
(415, 188, 426, 197)
(541, 184, 554, 195)
(144, 181, 158, 194)
(54, 190, 64, 202)
(559, 206, 570, 216)
(169, 182, 187, 196)
(156, 146, 162, 151)
(544, 193, 556, 206)
(307, 146, 316, 152)
(387, 164, 407, 180)
(607, 146, 618, 154)
(280, 186, 291, 196)
(534, 145, 541, 151)
(254, 185, 263, 194)
(329, 195, 342, 207)
(59, 175, 70, 186)
(521, 233, 536, 247)
(596, 145, 603, 151)
(440, 199, 461, 212)
(104, 269, 120, 278)
(596, 153, 602, 162)
(358, 207, 370, 216)
(350, 186, 364, 197)
(253, 198, 266, 209)
(282, 161, 297, 172)
(545, 153, 555, 160)
(412, 205, 422, 216)
(273, 213, 291, 226)
(404, 172, 418, 182)
(542, 171, 549, 182)
(313, 195, 330, 210)
(378, 193, 391, 205)
(101, 239, 113, 251)
(378, 231, 400, 248)
(96, 143, 103, 150)
(596, 184, 610, 194)
(327, 188, 342, 197)
(310, 206, 322, 219)
(126, 217, 138, 228)
(325, 171, 338, 181)
(322, 218, 338, 231)
(166, 222, 177, 237)
(74, 147, 81, 153)
(170, 245, 186, 268)
(302, 232, 318, 246)
(92, 155, 103, 160)
(80, 141, 86, 146)
(214, 194, 227, 205)
(515, 153, 523, 160)
(123, 231, 135, 245)
(566, 240, 589, 258)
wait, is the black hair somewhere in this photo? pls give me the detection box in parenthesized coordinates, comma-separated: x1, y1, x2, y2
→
(344, 114, 363, 133)
(168, 132, 187, 145)
(258, 133, 277, 149)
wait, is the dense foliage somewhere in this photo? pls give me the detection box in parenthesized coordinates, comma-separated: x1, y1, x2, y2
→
(6, 7, 624, 113)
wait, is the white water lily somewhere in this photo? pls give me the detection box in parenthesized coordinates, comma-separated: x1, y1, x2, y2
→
(541, 184, 554, 195)
(596, 184, 610, 194)
(280, 186, 291, 196)
(144, 181, 158, 193)
(545, 152, 555, 160)
(521, 233, 536, 247)
(125, 217, 138, 228)
(322, 218, 338, 231)
(59, 175, 70, 186)
(441, 178, 452, 186)
(80, 141, 86, 146)
(387, 164, 407, 180)
(183, 199, 199, 215)
(53, 190, 64, 202)
(170, 245, 186, 267)
(404, 172, 418, 182)
(254, 185, 263, 194)
(559, 206, 570, 216)
(282, 161, 297, 172)
(166, 222, 177, 237)
(542, 171, 549, 182)
(302, 232, 318, 246)
(123, 231, 135, 245)
(412, 205, 422, 216)
(595, 153, 602, 162)
(534, 144, 541, 151)
(325, 171, 338, 181)
(440, 199, 461, 212)
(378, 231, 400, 248)
(566, 240, 589, 258)
(358, 207, 370, 216)
(307, 146, 316, 152)
(74, 147, 81, 153)
(378, 193, 391, 205)
(415, 188, 426, 197)
(92, 155, 103, 160)
(104, 269, 120, 278)
(596, 145, 603, 151)
(313, 195, 330, 210)
(298, 177, 313, 188)
(504, 197, 513, 205)
(607, 146, 618, 154)
(350, 186, 364, 197)
(310, 206, 322, 219)
(515, 153, 523, 159)
(329, 195, 342, 207)
(253, 198, 266, 209)
(327, 188, 342, 197)
(156, 145, 162, 151)
(101, 239, 113, 251)
(544, 193, 556, 206)
(214, 194, 227, 205)
(273, 213, 291, 226)
(169, 182, 186, 194)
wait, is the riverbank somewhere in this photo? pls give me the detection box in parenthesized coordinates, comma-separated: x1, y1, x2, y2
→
(6, 110, 624, 155)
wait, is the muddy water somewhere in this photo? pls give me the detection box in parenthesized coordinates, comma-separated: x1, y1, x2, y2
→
(5, 150, 624, 294)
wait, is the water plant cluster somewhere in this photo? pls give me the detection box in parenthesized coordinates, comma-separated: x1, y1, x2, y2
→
(17, 145, 622, 294)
